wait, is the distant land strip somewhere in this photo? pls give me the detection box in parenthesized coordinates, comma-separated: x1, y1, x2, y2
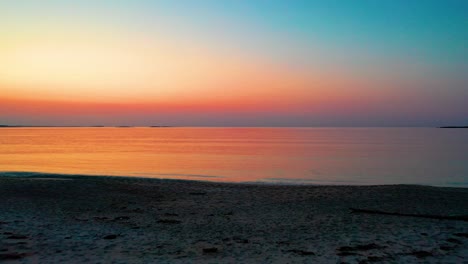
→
(0, 125, 172, 128)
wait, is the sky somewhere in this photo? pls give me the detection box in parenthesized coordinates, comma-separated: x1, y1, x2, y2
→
(0, 0, 467, 126)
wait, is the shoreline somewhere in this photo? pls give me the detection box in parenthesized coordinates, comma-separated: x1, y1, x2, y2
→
(1, 173, 467, 263)
(1, 171, 466, 188)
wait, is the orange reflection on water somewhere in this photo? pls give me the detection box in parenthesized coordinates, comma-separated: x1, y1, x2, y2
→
(1, 127, 467, 185)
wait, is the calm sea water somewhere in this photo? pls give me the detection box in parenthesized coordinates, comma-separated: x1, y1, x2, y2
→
(0, 127, 467, 186)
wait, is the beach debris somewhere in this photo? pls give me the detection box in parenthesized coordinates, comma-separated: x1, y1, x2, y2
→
(439, 245, 455, 251)
(157, 219, 181, 224)
(454, 232, 468, 238)
(103, 234, 118, 240)
(337, 251, 361, 256)
(164, 213, 179, 216)
(337, 243, 385, 252)
(363, 256, 393, 263)
(284, 249, 315, 256)
(446, 238, 462, 244)
(202, 247, 218, 254)
(404, 250, 433, 259)
(93, 216, 109, 221)
(189, 192, 207, 196)
(114, 216, 130, 221)
(6, 234, 28, 240)
(0, 253, 30, 260)
(350, 208, 468, 222)
(234, 238, 249, 244)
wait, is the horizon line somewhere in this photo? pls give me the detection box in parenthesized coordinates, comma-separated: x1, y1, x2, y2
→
(1, 125, 465, 128)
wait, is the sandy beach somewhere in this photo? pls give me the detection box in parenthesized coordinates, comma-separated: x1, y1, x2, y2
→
(0, 172, 467, 263)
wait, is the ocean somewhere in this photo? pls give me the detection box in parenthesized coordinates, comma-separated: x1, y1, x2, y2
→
(1, 127, 467, 186)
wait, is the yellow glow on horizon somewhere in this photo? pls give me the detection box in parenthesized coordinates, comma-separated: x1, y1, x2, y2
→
(0, 35, 189, 101)
(3, 43, 147, 85)
(0, 28, 379, 110)
(0, 32, 324, 103)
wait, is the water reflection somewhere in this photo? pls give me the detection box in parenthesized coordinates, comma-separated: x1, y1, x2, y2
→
(0, 127, 467, 186)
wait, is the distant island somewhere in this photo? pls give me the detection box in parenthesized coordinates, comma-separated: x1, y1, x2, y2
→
(0, 125, 172, 128)
(439, 126, 468, 128)
(0, 125, 24, 127)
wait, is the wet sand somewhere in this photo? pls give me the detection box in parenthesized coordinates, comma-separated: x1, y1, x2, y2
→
(0, 172, 467, 263)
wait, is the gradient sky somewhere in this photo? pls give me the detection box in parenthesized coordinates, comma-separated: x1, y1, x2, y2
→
(1, 0, 467, 126)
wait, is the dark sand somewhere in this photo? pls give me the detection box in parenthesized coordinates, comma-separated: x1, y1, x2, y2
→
(0, 172, 467, 263)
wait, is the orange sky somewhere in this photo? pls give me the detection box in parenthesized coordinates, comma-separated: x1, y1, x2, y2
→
(1, 1, 466, 126)
(0, 31, 389, 118)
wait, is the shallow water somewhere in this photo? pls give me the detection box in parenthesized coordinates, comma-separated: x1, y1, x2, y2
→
(0, 127, 467, 186)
